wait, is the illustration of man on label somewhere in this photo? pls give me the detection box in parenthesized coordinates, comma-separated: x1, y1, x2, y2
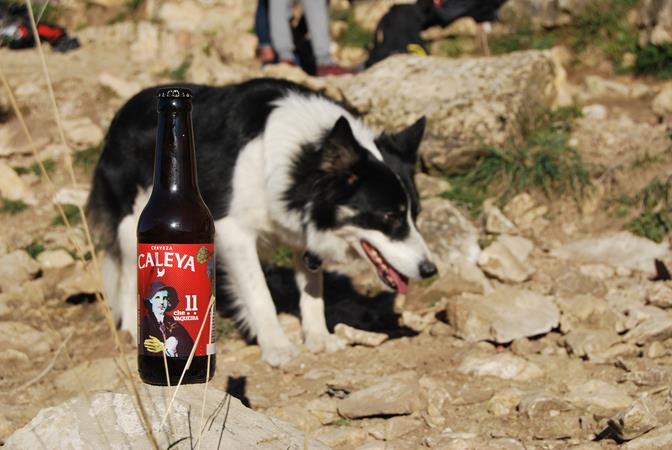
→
(141, 281, 194, 357)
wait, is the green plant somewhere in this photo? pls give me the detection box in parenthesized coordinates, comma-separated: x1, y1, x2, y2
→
(1, 199, 28, 215)
(333, 418, 350, 427)
(491, 29, 556, 55)
(333, 9, 373, 49)
(52, 204, 81, 226)
(15, 158, 56, 176)
(74, 145, 101, 169)
(25, 241, 45, 258)
(634, 44, 672, 79)
(436, 39, 463, 58)
(619, 177, 672, 242)
(441, 106, 588, 217)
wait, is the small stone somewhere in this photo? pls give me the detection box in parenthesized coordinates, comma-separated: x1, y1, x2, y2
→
(483, 202, 517, 235)
(625, 305, 665, 330)
(37, 249, 75, 271)
(337, 372, 426, 419)
(62, 117, 103, 149)
(98, 72, 141, 99)
(518, 392, 571, 418)
(564, 328, 621, 361)
(606, 398, 658, 441)
(565, 380, 632, 413)
(487, 387, 524, 416)
(510, 337, 544, 356)
(0, 250, 40, 292)
(457, 352, 544, 380)
(0, 322, 55, 356)
(597, 343, 640, 362)
(334, 323, 389, 347)
(579, 264, 615, 280)
(647, 283, 672, 309)
(446, 287, 559, 343)
(625, 316, 672, 344)
(0, 162, 37, 205)
(305, 398, 340, 425)
(401, 310, 436, 333)
(265, 404, 322, 431)
(652, 85, 672, 119)
(429, 321, 454, 337)
(384, 416, 421, 440)
(646, 341, 667, 358)
(53, 187, 89, 208)
(55, 263, 100, 300)
(478, 235, 535, 283)
(623, 424, 672, 449)
(314, 426, 368, 448)
(415, 173, 451, 198)
(581, 104, 608, 120)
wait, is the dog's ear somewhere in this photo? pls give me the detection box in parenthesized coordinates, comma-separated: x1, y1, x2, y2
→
(321, 116, 363, 172)
(392, 116, 426, 158)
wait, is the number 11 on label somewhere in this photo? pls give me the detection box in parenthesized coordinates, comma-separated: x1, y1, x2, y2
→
(185, 294, 198, 312)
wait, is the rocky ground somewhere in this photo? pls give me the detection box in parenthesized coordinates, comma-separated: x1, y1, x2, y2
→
(2, 0, 672, 449)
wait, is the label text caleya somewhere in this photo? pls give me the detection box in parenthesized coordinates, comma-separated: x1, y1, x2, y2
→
(137, 251, 196, 272)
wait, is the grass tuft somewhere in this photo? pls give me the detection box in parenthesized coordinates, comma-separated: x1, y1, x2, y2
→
(25, 241, 45, 258)
(623, 177, 672, 242)
(441, 106, 588, 217)
(14, 158, 56, 176)
(52, 204, 81, 226)
(74, 145, 102, 170)
(1, 199, 29, 215)
(634, 44, 672, 79)
(333, 9, 373, 49)
(169, 59, 191, 81)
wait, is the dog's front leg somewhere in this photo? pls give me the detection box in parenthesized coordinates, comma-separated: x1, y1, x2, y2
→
(293, 254, 346, 353)
(216, 218, 299, 367)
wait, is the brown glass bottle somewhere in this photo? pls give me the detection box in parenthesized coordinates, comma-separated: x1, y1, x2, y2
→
(137, 87, 216, 385)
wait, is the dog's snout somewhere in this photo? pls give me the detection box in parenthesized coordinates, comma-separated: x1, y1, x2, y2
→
(419, 260, 437, 279)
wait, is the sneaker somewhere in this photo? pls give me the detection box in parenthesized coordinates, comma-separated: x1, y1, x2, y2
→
(316, 64, 356, 77)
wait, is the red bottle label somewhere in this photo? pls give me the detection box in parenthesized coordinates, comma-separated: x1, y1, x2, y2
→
(137, 243, 215, 358)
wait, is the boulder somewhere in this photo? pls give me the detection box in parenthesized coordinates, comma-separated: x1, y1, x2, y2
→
(446, 287, 559, 343)
(5, 386, 328, 449)
(336, 51, 558, 172)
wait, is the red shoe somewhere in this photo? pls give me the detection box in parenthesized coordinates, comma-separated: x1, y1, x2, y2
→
(316, 64, 357, 76)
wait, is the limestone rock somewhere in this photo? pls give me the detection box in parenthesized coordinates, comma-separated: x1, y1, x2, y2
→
(565, 380, 633, 412)
(477, 235, 535, 283)
(415, 173, 451, 198)
(55, 262, 100, 300)
(0, 322, 55, 356)
(53, 187, 89, 208)
(625, 316, 672, 344)
(623, 424, 672, 449)
(337, 372, 425, 419)
(98, 72, 141, 100)
(0, 162, 37, 206)
(63, 117, 103, 149)
(446, 287, 559, 343)
(334, 323, 389, 347)
(607, 398, 658, 441)
(582, 104, 608, 120)
(640, 0, 672, 45)
(483, 203, 517, 235)
(647, 283, 672, 308)
(502, 193, 549, 232)
(487, 387, 525, 416)
(0, 250, 40, 292)
(5, 387, 328, 449)
(550, 232, 669, 275)
(383, 416, 422, 440)
(54, 357, 123, 393)
(518, 392, 571, 418)
(37, 249, 75, 271)
(652, 84, 672, 119)
(336, 52, 558, 172)
(416, 198, 481, 270)
(457, 352, 544, 380)
(564, 328, 621, 361)
(578, 75, 651, 102)
(314, 426, 368, 448)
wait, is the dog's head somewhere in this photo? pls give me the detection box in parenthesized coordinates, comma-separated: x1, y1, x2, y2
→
(290, 115, 436, 293)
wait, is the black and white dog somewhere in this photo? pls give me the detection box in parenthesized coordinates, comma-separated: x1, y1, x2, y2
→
(87, 78, 437, 367)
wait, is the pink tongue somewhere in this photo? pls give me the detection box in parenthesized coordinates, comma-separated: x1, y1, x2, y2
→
(387, 268, 408, 294)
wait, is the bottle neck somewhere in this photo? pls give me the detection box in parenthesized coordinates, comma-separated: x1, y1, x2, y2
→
(153, 108, 198, 194)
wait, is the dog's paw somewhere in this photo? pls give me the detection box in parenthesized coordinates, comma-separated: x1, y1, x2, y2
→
(261, 340, 300, 367)
(304, 332, 347, 354)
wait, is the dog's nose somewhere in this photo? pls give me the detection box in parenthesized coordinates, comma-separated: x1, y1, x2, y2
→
(419, 260, 437, 279)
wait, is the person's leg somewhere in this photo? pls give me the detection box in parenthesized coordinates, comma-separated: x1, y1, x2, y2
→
(255, 0, 276, 63)
(269, 0, 297, 62)
(300, 0, 332, 66)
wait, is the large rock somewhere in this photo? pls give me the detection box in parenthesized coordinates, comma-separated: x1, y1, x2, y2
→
(337, 372, 426, 419)
(550, 232, 669, 275)
(623, 424, 672, 450)
(0, 250, 40, 292)
(625, 316, 672, 344)
(336, 51, 558, 172)
(5, 386, 328, 449)
(640, 0, 672, 44)
(416, 198, 481, 269)
(446, 287, 559, 343)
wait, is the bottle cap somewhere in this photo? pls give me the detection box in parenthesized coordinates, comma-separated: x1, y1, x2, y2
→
(157, 87, 192, 99)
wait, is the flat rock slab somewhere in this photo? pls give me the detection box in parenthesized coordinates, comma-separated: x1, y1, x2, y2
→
(337, 372, 426, 419)
(623, 424, 672, 449)
(5, 386, 328, 449)
(565, 380, 633, 413)
(458, 352, 544, 380)
(446, 287, 559, 343)
(550, 232, 669, 275)
(336, 51, 557, 172)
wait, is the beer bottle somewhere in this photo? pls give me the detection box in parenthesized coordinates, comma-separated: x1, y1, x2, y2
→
(137, 87, 216, 385)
